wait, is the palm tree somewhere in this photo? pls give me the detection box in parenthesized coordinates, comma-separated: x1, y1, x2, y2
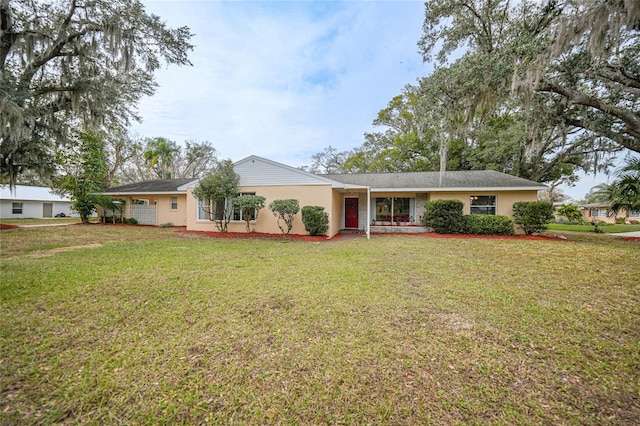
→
(143, 137, 178, 179)
(609, 157, 640, 220)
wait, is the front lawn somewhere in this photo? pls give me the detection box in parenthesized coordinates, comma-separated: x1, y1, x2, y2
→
(548, 222, 640, 233)
(1, 225, 638, 424)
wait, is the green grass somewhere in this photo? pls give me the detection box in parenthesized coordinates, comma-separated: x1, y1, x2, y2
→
(548, 223, 640, 233)
(1, 225, 639, 424)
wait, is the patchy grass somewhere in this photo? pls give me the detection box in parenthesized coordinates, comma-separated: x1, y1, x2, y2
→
(1, 225, 639, 424)
(548, 223, 640, 233)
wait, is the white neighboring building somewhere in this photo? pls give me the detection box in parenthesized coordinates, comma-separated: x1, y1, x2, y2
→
(0, 185, 76, 218)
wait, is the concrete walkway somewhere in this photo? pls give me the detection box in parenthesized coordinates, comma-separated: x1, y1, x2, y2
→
(18, 222, 76, 228)
(610, 231, 640, 237)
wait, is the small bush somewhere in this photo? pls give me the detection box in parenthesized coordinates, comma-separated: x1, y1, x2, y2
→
(159, 222, 173, 228)
(463, 215, 514, 235)
(124, 218, 138, 225)
(512, 201, 554, 235)
(615, 217, 626, 224)
(423, 199, 464, 234)
(301, 206, 329, 236)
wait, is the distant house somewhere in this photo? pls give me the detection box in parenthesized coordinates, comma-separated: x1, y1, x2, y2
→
(0, 185, 75, 218)
(98, 155, 547, 236)
(581, 202, 640, 224)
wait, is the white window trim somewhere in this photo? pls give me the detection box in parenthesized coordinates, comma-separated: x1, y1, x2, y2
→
(12, 202, 23, 214)
(231, 192, 258, 223)
(170, 197, 178, 211)
(470, 195, 497, 215)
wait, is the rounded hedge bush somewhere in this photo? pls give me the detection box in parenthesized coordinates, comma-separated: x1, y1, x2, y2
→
(463, 214, 514, 235)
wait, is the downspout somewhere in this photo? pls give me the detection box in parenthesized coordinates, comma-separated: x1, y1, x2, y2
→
(366, 187, 371, 240)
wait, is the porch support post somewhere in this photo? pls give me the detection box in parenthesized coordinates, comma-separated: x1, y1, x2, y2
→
(366, 187, 371, 240)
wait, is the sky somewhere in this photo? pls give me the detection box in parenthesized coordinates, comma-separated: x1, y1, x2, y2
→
(132, 0, 625, 201)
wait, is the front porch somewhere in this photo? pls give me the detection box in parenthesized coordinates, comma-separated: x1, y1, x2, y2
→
(370, 225, 430, 234)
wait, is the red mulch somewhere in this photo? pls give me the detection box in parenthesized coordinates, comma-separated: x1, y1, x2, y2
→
(0, 224, 18, 230)
(620, 237, 640, 241)
(178, 230, 343, 242)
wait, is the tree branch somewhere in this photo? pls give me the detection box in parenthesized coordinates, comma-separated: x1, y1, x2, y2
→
(538, 80, 640, 149)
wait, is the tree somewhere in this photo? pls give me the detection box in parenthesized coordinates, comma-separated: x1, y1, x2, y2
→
(143, 137, 179, 179)
(174, 141, 219, 179)
(192, 160, 239, 232)
(512, 201, 554, 235)
(269, 199, 300, 235)
(418, 0, 640, 156)
(608, 157, 640, 220)
(305, 146, 350, 174)
(55, 131, 108, 223)
(116, 137, 218, 184)
(233, 194, 265, 233)
(556, 204, 583, 223)
(301, 206, 329, 236)
(0, 0, 194, 187)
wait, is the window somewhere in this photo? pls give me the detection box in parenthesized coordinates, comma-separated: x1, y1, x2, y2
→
(170, 197, 178, 210)
(629, 210, 639, 218)
(12, 202, 23, 214)
(232, 193, 257, 221)
(374, 197, 413, 222)
(197, 198, 226, 221)
(375, 198, 392, 221)
(470, 195, 496, 215)
(592, 208, 608, 218)
(393, 197, 411, 222)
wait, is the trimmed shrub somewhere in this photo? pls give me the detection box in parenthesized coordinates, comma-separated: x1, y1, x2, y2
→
(422, 199, 464, 234)
(301, 206, 329, 236)
(463, 215, 514, 235)
(615, 217, 626, 224)
(269, 199, 300, 235)
(512, 201, 554, 235)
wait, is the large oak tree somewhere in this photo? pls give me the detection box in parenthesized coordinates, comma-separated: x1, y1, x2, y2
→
(0, 0, 194, 186)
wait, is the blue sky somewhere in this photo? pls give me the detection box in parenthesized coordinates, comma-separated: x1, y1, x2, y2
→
(133, 0, 622, 201)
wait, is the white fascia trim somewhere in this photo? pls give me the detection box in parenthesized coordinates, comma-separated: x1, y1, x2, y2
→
(95, 191, 187, 196)
(370, 186, 547, 192)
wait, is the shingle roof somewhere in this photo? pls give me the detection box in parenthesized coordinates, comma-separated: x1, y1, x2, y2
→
(98, 179, 197, 194)
(324, 170, 546, 190)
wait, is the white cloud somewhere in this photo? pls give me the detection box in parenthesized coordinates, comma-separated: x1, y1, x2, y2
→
(134, 0, 428, 167)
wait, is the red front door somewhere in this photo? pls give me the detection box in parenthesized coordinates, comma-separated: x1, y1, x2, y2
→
(345, 198, 359, 228)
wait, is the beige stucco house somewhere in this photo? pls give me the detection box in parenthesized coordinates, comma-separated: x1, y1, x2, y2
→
(99, 155, 547, 237)
(581, 202, 640, 224)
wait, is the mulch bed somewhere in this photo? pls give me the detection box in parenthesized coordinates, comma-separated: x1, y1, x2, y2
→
(0, 224, 18, 230)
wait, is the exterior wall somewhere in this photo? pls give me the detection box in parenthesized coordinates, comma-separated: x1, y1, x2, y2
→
(428, 190, 539, 218)
(0, 200, 79, 219)
(0, 200, 75, 218)
(415, 193, 428, 224)
(330, 190, 343, 236)
(103, 194, 187, 226)
(186, 184, 338, 237)
(154, 194, 188, 226)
